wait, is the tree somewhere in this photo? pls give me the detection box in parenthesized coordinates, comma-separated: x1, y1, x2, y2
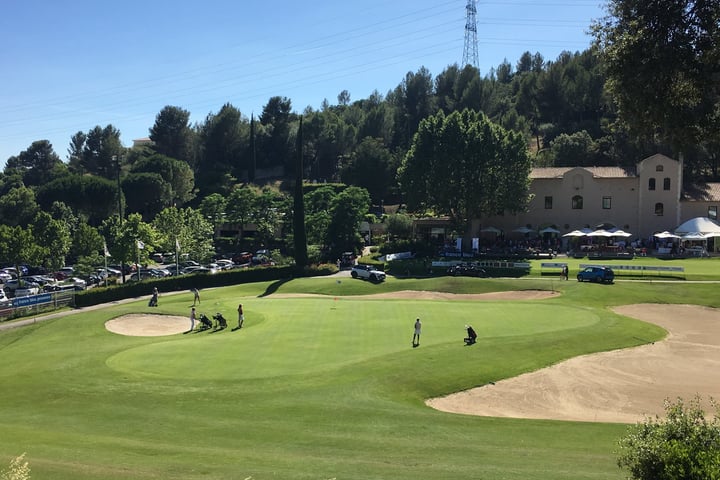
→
(121, 172, 172, 220)
(398, 109, 531, 232)
(70, 223, 104, 263)
(340, 137, 396, 203)
(132, 154, 195, 207)
(550, 130, 597, 167)
(252, 189, 288, 247)
(225, 185, 258, 229)
(4, 140, 65, 186)
(69, 125, 124, 179)
(32, 211, 71, 271)
(0, 225, 42, 281)
(617, 396, 720, 479)
(99, 213, 158, 272)
(0, 186, 39, 227)
(293, 116, 308, 267)
(152, 207, 215, 263)
(198, 193, 227, 235)
(36, 174, 119, 226)
(325, 186, 370, 257)
(196, 103, 244, 195)
(593, 0, 720, 152)
(149, 105, 194, 163)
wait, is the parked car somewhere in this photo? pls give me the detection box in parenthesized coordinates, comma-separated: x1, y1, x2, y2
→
(232, 252, 253, 265)
(15, 285, 40, 297)
(351, 264, 386, 282)
(576, 266, 615, 284)
(3, 279, 40, 292)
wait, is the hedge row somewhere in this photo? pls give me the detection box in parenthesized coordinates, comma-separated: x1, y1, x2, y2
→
(74, 264, 337, 308)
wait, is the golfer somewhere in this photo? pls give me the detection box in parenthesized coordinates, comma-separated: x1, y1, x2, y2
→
(412, 318, 422, 347)
(237, 303, 244, 329)
(188, 307, 196, 333)
(191, 287, 200, 306)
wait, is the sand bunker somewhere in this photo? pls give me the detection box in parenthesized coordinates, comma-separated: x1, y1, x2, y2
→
(105, 314, 189, 337)
(427, 304, 720, 423)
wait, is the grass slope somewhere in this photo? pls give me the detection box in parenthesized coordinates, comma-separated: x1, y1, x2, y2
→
(0, 276, 711, 479)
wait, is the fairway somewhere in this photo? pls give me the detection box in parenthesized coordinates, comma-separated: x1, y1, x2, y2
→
(0, 276, 715, 479)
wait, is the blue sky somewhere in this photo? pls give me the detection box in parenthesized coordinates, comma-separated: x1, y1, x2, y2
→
(0, 0, 605, 165)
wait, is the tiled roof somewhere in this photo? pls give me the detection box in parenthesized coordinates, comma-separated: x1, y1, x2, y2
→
(531, 166, 637, 179)
(682, 183, 720, 202)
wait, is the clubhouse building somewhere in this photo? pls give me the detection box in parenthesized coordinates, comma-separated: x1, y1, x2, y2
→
(419, 154, 720, 251)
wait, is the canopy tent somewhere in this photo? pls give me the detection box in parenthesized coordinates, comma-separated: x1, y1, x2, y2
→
(681, 232, 707, 241)
(674, 217, 720, 235)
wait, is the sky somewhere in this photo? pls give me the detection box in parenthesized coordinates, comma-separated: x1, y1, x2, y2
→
(0, 0, 606, 166)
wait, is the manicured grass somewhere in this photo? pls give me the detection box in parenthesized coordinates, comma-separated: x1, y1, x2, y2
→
(0, 276, 715, 479)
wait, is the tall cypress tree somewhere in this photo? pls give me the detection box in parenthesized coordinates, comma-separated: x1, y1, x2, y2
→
(293, 116, 308, 267)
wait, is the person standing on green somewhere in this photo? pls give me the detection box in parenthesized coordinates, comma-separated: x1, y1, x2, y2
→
(412, 318, 421, 347)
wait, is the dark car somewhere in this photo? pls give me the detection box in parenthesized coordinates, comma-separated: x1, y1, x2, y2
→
(576, 266, 614, 284)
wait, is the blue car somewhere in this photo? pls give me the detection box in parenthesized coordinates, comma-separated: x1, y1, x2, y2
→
(576, 266, 614, 284)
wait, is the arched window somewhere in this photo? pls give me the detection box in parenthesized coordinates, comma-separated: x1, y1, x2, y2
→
(572, 195, 583, 209)
(664, 177, 671, 190)
(649, 178, 656, 190)
(655, 202, 664, 216)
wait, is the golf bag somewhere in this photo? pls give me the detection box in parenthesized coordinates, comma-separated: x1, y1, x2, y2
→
(213, 312, 228, 329)
(198, 313, 213, 330)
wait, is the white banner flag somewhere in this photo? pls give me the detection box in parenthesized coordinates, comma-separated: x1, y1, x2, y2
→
(137, 240, 145, 250)
(103, 241, 111, 257)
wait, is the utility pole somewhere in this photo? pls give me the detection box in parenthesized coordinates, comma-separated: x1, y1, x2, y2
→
(462, 0, 479, 69)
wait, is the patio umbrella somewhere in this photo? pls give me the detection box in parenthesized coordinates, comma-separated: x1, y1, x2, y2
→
(654, 231, 681, 239)
(539, 227, 560, 234)
(512, 226, 534, 234)
(480, 226, 502, 234)
(587, 229, 614, 237)
(609, 228, 632, 238)
(562, 230, 587, 237)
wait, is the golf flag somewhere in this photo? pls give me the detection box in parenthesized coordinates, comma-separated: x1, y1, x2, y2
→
(137, 240, 145, 250)
(103, 241, 111, 257)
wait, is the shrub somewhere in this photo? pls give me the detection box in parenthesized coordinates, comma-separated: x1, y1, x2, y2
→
(617, 396, 720, 480)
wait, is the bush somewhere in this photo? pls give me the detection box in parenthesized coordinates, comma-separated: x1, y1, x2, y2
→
(74, 265, 335, 308)
(617, 396, 720, 480)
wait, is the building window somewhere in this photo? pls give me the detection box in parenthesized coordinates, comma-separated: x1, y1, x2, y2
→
(655, 202, 664, 216)
(663, 177, 671, 190)
(710, 206, 718, 220)
(572, 195, 583, 210)
(649, 178, 656, 190)
(656, 165, 664, 172)
(544, 196, 553, 209)
(602, 196, 612, 209)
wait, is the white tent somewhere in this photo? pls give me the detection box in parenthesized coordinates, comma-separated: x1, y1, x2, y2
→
(674, 217, 720, 235)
